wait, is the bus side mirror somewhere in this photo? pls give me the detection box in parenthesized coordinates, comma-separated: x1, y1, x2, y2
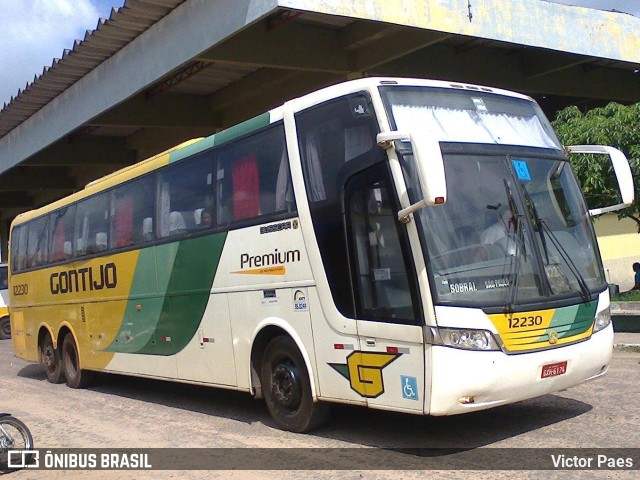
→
(377, 131, 447, 222)
(565, 145, 635, 216)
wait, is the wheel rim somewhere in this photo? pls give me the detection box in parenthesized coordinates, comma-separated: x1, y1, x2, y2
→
(1, 321, 9, 337)
(0, 423, 28, 450)
(271, 360, 302, 411)
(43, 344, 56, 372)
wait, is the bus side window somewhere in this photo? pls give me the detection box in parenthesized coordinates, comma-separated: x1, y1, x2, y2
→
(296, 93, 383, 318)
(215, 124, 295, 225)
(11, 225, 28, 273)
(158, 155, 213, 238)
(26, 216, 49, 267)
(111, 174, 156, 247)
(75, 192, 110, 256)
(49, 205, 76, 262)
(231, 152, 260, 221)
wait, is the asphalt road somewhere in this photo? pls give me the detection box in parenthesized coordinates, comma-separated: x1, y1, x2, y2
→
(0, 338, 638, 479)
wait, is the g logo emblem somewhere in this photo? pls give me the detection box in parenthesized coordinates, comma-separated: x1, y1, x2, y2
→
(548, 330, 558, 345)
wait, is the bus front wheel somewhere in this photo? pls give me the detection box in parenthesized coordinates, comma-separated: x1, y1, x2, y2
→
(40, 333, 64, 384)
(61, 335, 95, 389)
(261, 336, 329, 433)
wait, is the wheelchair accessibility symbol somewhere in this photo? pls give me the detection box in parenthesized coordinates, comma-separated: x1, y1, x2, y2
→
(401, 375, 418, 401)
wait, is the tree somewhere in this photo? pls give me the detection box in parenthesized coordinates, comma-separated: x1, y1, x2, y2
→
(552, 102, 640, 231)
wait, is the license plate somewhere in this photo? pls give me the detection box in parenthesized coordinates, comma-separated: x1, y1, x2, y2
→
(541, 361, 567, 379)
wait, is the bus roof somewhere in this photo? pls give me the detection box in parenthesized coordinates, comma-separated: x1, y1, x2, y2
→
(11, 77, 535, 226)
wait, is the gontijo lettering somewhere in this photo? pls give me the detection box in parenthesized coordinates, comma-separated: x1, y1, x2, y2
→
(50, 263, 117, 294)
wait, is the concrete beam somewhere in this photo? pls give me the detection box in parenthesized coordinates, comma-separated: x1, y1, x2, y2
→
(281, 0, 640, 63)
(199, 19, 450, 77)
(0, 167, 76, 192)
(196, 21, 349, 73)
(23, 137, 135, 166)
(89, 92, 220, 128)
(374, 43, 640, 103)
(125, 126, 215, 162)
(0, 192, 34, 209)
(210, 69, 344, 127)
(519, 49, 593, 80)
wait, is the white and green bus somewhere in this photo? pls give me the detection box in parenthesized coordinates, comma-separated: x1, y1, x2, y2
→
(9, 78, 634, 432)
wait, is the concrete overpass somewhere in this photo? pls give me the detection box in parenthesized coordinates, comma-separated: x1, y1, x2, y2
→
(1, 0, 639, 259)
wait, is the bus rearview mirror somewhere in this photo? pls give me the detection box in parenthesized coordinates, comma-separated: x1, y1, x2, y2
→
(565, 145, 635, 216)
(377, 131, 447, 222)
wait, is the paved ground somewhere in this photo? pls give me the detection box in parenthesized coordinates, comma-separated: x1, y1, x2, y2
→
(613, 331, 640, 348)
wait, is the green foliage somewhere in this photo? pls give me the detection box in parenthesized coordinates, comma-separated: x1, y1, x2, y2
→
(552, 102, 640, 230)
(612, 290, 640, 302)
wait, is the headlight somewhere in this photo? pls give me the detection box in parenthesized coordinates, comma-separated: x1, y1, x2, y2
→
(434, 327, 501, 351)
(593, 306, 611, 333)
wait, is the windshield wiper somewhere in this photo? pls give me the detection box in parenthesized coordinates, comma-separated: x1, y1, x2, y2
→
(502, 180, 524, 312)
(521, 188, 550, 264)
(520, 185, 589, 300)
(538, 219, 590, 300)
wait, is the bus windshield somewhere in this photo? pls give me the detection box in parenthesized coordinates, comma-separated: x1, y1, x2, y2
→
(380, 86, 605, 310)
(380, 85, 562, 150)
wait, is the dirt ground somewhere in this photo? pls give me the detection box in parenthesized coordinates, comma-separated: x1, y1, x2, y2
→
(1, 338, 638, 479)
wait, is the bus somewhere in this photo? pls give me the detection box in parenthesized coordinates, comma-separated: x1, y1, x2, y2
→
(0, 263, 9, 340)
(8, 78, 634, 432)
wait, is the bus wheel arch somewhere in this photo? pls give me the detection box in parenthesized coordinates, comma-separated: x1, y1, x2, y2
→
(60, 329, 95, 389)
(252, 327, 330, 432)
(38, 327, 65, 384)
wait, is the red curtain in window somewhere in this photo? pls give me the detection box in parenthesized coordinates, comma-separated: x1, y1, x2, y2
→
(114, 196, 133, 247)
(232, 152, 260, 220)
(52, 221, 66, 261)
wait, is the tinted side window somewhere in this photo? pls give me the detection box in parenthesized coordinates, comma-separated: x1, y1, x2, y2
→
(11, 226, 27, 273)
(158, 155, 213, 238)
(216, 124, 294, 225)
(296, 94, 384, 317)
(49, 205, 76, 262)
(111, 174, 156, 247)
(26, 215, 49, 268)
(75, 192, 110, 256)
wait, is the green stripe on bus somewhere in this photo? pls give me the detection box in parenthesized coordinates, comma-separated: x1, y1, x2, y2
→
(169, 112, 271, 164)
(542, 300, 597, 341)
(106, 233, 226, 355)
(105, 244, 179, 353)
(137, 232, 227, 355)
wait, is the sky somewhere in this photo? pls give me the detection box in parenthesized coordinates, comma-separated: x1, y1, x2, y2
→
(0, 0, 639, 107)
(0, 0, 123, 106)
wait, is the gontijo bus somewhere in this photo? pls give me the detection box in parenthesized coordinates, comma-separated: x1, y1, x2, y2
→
(8, 78, 634, 432)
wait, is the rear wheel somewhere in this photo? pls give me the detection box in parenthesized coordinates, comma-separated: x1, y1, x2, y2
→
(61, 335, 95, 389)
(261, 336, 329, 432)
(0, 317, 10, 340)
(40, 333, 64, 384)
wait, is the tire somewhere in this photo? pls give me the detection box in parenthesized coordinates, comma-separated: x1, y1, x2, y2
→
(61, 335, 95, 389)
(0, 415, 34, 471)
(40, 333, 65, 384)
(261, 336, 330, 433)
(0, 317, 9, 340)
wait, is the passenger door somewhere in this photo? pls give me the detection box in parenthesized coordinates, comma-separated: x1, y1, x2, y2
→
(344, 164, 426, 413)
